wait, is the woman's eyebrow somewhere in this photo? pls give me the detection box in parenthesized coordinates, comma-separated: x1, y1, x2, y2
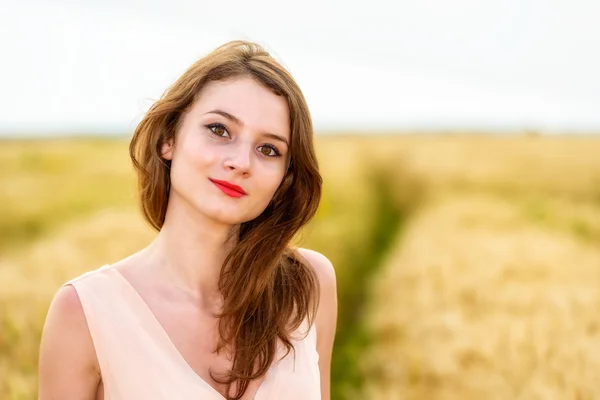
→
(262, 133, 289, 147)
(205, 109, 289, 147)
(205, 109, 242, 125)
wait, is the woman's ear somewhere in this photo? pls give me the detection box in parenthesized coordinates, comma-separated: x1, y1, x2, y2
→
(161, 138, 174, 160)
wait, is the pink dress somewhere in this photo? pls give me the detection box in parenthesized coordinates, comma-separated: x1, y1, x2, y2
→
(64, 264, 321, 399)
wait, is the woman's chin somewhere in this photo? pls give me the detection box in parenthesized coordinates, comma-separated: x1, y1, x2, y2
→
(193, 200, 266, 227)
(204, 210, 253, 227)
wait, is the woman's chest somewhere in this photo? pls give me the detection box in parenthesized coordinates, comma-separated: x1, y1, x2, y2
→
(149, 298, 237, 378)
(95, 269, 321, 398)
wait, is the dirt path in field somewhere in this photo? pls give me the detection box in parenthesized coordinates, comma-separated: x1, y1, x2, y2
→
(361, 193, 600, 400)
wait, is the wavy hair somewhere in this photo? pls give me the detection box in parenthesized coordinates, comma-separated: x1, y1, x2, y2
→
(128, 41, 322, 399)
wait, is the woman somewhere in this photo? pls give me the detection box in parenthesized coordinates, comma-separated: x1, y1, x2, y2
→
(38, 40, 337, 400)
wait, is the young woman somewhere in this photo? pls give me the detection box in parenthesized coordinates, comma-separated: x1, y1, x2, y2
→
(38, 40, 337, 400)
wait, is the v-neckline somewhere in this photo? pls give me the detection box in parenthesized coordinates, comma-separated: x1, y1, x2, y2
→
(105, 265, 275, 400)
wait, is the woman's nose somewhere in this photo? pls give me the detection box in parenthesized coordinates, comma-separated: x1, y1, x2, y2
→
(223, 143, 252, 176)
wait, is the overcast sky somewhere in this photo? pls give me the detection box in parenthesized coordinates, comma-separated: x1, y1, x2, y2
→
(1, 0, 599, 135)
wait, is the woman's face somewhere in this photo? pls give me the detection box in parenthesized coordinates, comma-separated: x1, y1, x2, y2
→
(161, 77, 290, 226)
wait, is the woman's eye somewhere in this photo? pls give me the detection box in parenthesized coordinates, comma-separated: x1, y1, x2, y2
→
(207, 124, 230, 138)
(258, 145, 280, 157)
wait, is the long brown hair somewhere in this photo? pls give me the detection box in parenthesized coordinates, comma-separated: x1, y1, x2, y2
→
(129, 41, 322, 399)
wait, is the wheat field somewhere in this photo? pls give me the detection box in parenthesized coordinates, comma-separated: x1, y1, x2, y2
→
(1, 134, 600, 399)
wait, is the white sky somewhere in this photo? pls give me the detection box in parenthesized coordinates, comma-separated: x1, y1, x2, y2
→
(1, 0, 599, 135)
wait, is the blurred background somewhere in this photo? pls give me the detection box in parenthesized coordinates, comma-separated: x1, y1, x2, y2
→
(1, 0, 600, 399)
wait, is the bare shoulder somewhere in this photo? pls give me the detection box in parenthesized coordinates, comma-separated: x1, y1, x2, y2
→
(39, 284, 100, 399)
(296, 247, 337, 290)
(41, 285, 92, 348)
(296, 247, 337, 334)
(296, 248, 337, 399)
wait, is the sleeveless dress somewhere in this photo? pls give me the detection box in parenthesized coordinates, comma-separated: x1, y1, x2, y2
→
(63, 264, 322, 399)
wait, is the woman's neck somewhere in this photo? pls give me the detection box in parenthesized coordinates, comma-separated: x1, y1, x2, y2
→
(147, 196, 239, 311)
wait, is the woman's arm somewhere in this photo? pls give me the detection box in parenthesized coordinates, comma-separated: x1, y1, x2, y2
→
(298, 248, 338, 400)
(38, 285, 101, 400)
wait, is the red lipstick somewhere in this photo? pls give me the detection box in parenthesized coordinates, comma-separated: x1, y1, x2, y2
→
(209, 178, 247, 198)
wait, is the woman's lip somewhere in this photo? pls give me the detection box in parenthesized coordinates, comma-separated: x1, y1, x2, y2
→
(209, 178, 247, 198)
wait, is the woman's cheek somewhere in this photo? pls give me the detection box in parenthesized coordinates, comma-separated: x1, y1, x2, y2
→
(264, 166, 286, 193)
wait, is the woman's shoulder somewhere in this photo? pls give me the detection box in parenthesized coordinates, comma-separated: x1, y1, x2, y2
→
(49, 263, 116, 334)
(295, 248, 337, 371)
(62, 264, 113, 287)
(39, 279, 101, 396)
(63, 249, 146, 288)
(295, 248, 336, 287)
(41, 259, 138, 376)
(294, 247, 337, 317)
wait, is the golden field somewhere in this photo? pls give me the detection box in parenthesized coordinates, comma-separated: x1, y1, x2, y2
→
(1, 134, 600, 399)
